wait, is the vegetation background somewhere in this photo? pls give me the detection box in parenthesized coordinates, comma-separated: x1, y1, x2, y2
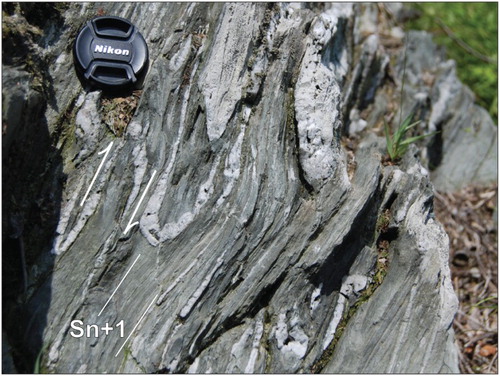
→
(406, 3, 497, 373)
(407, 2, 498, 120)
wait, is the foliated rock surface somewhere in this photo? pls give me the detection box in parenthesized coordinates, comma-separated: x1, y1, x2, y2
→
(8, 2, 496, 373)
(402, 31, 497, 192)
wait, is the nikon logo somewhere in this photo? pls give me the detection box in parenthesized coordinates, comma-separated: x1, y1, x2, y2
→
(94, 45, 130, 56)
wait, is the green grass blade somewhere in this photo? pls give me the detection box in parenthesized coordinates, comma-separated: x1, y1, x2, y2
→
(396, 144, 409, 157)
(405, 120, 422, 131)
(384, 122, 394, 159)
(399, 131, 438, 147)
(400, 113, 414, 128)
(392, 127, 403, 149)
(393, 114, 414, 146)
(34, 348, 43, 373)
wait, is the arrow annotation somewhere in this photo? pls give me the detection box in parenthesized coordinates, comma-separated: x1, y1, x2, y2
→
(123, 169, 157, 235)
(80, 141, 114, 207)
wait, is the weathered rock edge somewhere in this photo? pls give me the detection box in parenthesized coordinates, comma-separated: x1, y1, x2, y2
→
(2, 3, 464, 373)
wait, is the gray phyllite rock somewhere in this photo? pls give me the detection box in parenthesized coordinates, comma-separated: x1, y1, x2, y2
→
(7, 3, 495, 373)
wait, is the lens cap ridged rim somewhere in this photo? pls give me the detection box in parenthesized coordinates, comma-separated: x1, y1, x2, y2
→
(74, 16, 149, 91)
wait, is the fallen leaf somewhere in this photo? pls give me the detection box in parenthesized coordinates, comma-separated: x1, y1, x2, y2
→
(479, 344, 497, 357)
(465, 346, 474, 354)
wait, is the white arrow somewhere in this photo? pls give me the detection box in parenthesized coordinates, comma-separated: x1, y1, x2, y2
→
(80, 141, 114, 207)
(123, 169, 157, 235)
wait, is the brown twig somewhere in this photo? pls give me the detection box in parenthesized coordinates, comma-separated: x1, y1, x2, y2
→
(487, 352, 498, 373)
(435, 184, 497, 374)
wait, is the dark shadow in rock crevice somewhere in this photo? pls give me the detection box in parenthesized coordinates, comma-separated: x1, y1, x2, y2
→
(2, 6, 67, 371)
(2, 77, 64, 372)
(310, 185, 382, 297)
(427, 120, 444, 171)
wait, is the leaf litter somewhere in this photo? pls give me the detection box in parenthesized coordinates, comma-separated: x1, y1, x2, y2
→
(434, 184, 497, 374)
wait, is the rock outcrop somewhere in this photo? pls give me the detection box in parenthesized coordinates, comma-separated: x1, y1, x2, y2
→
(5, 2, 495, 373)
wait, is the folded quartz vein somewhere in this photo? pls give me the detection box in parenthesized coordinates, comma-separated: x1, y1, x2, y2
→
(5, 2, 495, 373)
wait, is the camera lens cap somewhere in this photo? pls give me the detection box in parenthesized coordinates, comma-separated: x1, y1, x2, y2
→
(74, 16, 149, 91)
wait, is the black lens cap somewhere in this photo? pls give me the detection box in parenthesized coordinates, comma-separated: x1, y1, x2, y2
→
(74, 16, 149, 91)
